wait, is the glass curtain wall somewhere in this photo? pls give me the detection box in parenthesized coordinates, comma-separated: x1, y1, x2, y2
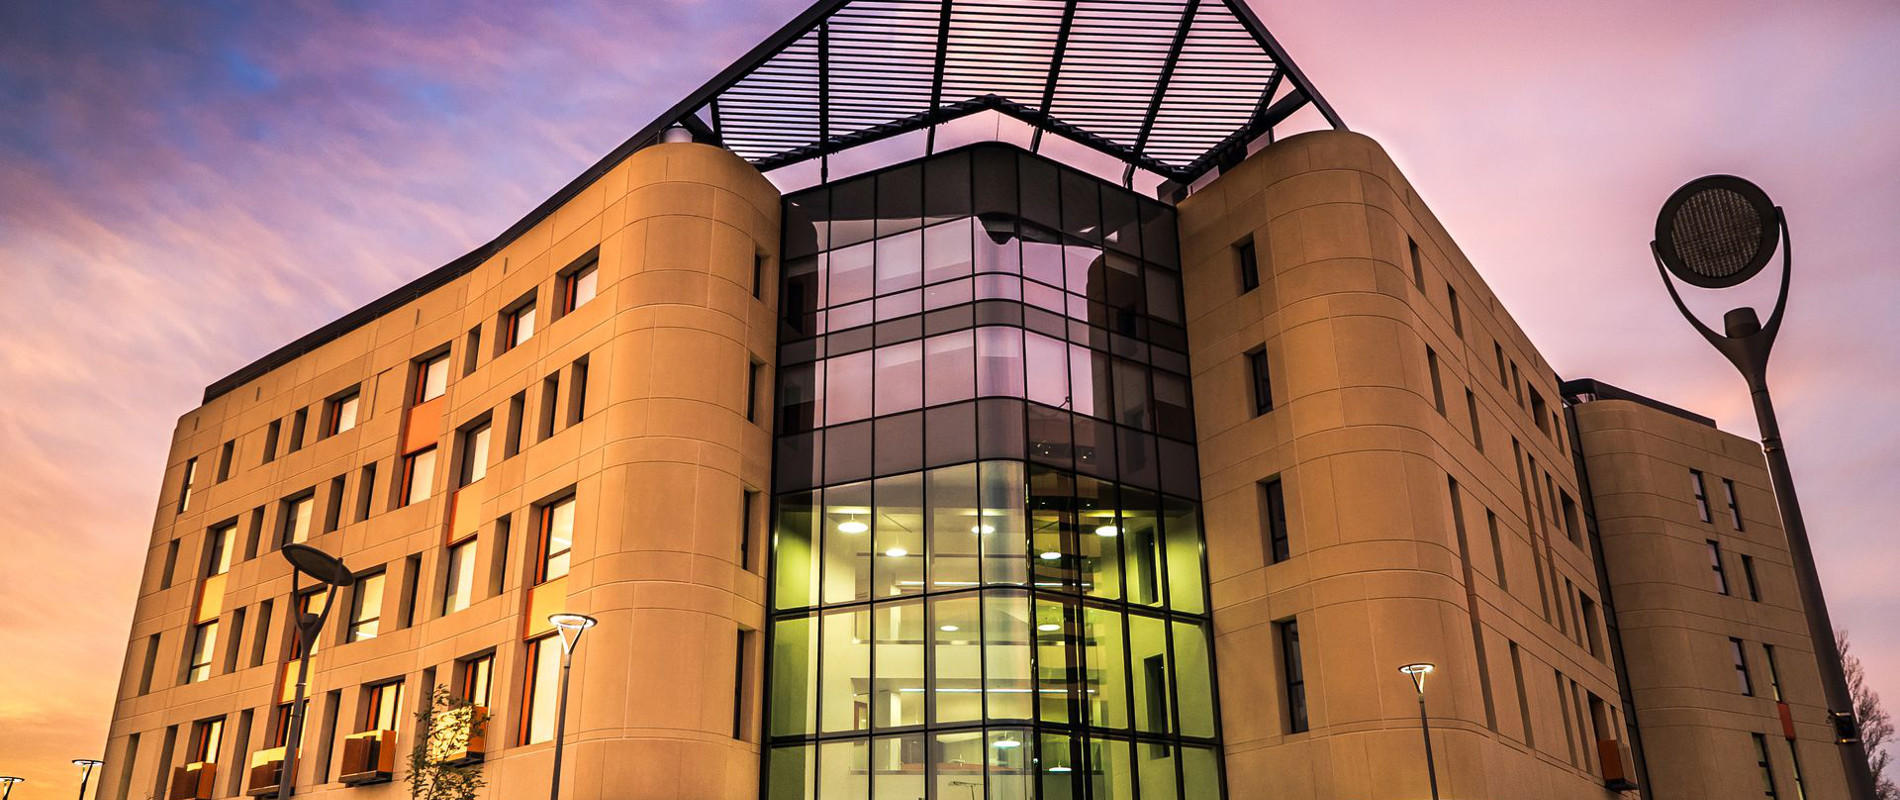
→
(768, 145, 1221, 800)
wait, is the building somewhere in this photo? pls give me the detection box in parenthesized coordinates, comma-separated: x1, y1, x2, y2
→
(97, 1, 1852, 799)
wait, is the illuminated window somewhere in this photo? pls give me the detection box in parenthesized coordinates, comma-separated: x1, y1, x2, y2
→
(503, 298, 537, 352)
(363, 681, 404, 732)
(1690, 469, 1711, 522)
(205, 523, 236, 576)
(415, 353, 450, 403)
(186, 621, 219, 683)
(442, 540, 476, 616)
(189, 717, 224, 763)
(536, 496, 576, 583)
(521, 635, 562, 744)
(560, 260, 598, 315)
(290, 591, 325, 658)
(347, 571, 384, 642)
(457, 653, 494, 707)
(282, 494, 315, 546)
(401, 447, 437, 507)
(458, 421, 492, 487)
(179, 457, 198, 512)
(324, 389, 361, 437)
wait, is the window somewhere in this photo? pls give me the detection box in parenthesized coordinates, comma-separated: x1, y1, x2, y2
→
(1510, 640, 1534, 746)
(1261, 478, 1290, 563)
(1236, 237, 1260, 292)
(363, 681, 403, 731)
(282, 493, 315, 546)
(458, 421, 492, 486)
(1510, 361, 1523, 407)
(250, 600, 273, 668)
(161, 540, 180, 588)
(559, 259, 598, 315)
(1247, 348, 1272, 416)
(1787, 739, 1807, 800)
(217, 441, 235, 482)
(139, 633, 161, 694)
(1560, 491, 1580, 544)
(415, 353, 450, 403)
(1447, 283, 1463, 335)
(1426, 346, 1446, 415)
(262, 419, 281, 464)
(323, 474, 346, 533)
(1742, 554, 1762, 601)
(568, 357, 589, 426)
(1732, 638, 1755, 695)
(746, 359, 762, 423)
(223, 607, 246, 674)
(741, 489, 759, 571)
(1579, 594, 1601, 658)
(1280, 619, 1307, 733)
(205, 523, 236, 576)
(442, 540, 476, 615)
(355, 463, 378, 522)
(288, 408, 308, 453)
(1764, 644, 1784, 701)
(733, 629, 753, 739)
(323, 389, 360, 437)
(401, 447, 437, 506)
(457, 653, 494, 707)
(1708, 539, 1731, 595)
(1754, 733, 1780, 797)
(463, 326, 482, 376)
(1724, 478, 1744, 530)
(536, 496, 576, 583)
(188, 717, 224, 763)
(503, 297, 537, 352)
(1466, 389, 1483, 450)
(290, 591, 325, 658)
(1493, 343, 1508, 387)
(752, 253, 766, 299)
(399, 555, 421, 628)
(347, 571, 385, 642)
(1488, 511, 1508, 590)
(538, 373, 560, 440)
(178, 457, 198, 512)
(504, 391, 526, 457)
(186, 621, 218, 683)
(1691, 469, 1712, 522)
(521, 635, 562, 743)
(1408, 236, 1423, 289)
(1529, 387, 1549, 433)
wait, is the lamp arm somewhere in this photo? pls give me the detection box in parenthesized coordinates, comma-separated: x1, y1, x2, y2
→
(1759, 207, 1792, 348)
(1651, 241, 1727, 349)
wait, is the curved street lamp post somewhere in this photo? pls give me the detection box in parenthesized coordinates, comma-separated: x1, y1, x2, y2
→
(547, 612, 599, 800)
(0, 777, 22, 800)
(1399, 663, 1440, 800)
(73, 758, 103, 800)
(277, 543, 356, 800)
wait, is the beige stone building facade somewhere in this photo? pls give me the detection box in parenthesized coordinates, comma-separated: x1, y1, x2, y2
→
(97, 3, 1858, 800)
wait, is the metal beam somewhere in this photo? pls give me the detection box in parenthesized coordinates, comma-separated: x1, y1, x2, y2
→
(1029, 0, 1079, 152)
(1216, 0, 1345, 130)
(925, 0, 955, 154)
(1126, 0, 1202, 185)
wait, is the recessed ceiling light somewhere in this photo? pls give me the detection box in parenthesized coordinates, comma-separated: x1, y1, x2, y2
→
(992, 739, 1022, 749)
(1039, 551, 1061, 560)
(939, 625, 960, 632)
(1037, 623, 1061, 632)
(837, 520, 868, 534)
(885, 546, 909, 558)
(1094, 524, 1119, 538)
(971, 524, 996, 534)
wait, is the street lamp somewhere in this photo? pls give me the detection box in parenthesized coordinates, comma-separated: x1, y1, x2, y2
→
(278, 543, 356, 800)
(72, 759, 103, 800)
(1399, 663, 1439, 800)
(1651, 175, 1878, 800)
(0, 777, 22, 800)
(546, 612, 599, 800)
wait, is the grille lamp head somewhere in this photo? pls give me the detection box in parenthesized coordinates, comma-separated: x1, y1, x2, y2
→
(1654, 175, 1779, 289)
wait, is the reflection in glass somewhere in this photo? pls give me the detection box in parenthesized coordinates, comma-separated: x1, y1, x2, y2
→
(875, 229, 922, 296)
(874, 342, 923, 417)
(1070, 345, 1113, 420)
(824, 481, 872, 605)
(924, 219, 974, 284)
(830, 239, 876, 306)
(826, 351, 873, 425)
(976, 327, 1025, 398)
(1024, 331, 1070, 408)
(1030, 467, 1076, 592)
(1130, 614, 1172, 735)
(980, 461, 1029, 586)
(1086, 606, 1130, 730)
(1113, 360, 1152, 431)
(924, 332, 975, 407)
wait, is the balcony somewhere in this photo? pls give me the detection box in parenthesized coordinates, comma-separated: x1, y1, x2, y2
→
(427, 705, 488, 766)
(1598, 738, 1638, 791)
(168, 761, 216, 800)
(339, 729, 398, 786)
(246, 748, 285, 797)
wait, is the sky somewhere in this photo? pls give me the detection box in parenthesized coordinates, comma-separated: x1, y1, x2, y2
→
(1, 0, 1896, 794)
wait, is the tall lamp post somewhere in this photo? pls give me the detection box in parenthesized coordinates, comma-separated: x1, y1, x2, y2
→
(1650, 175, 1877, 799)
(0, 776, 22, 800)
(546, 613, 598, 800)
(72, 758, 103, 800)
(278, 543, 356, 800)
(1399, 663, 1440, 800)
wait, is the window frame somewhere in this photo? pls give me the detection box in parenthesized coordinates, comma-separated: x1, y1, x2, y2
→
(1279, 618, 1307, 733)
(414, 352, 451, 404)
(323, 388, 361, 438)
(400, 446, 438, 507)
(1690, 469, 1711, 522)
(1731, 637, 1755, 696)
(501, 294, 538, 353)
(558, 256, 599, 317)
(346, 570, 385, 643)
(1708, 539, 1731, 595)
(534, 494, 577, 584)
(1236, 237, 1260, 293)
(1247, 347, 1272, 417)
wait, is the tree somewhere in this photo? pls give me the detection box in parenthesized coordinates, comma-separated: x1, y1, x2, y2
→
(1840, 629, 1899, 800)
(407, 684, 488, 800)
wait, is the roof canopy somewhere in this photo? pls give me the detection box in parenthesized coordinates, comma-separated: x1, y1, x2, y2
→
(656, 0, 1343, 186)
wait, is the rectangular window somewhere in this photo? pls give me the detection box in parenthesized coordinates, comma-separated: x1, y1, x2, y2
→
(222, 606, 246, 674)
(1426, 346, 1446, 415)
(282, 493, 315, 546)
(536, 495, 576, 583)
(1488, 510, 1508, 590)
(1724, 478, 1744, 530)
(355, 462, 377, 522)
(442, 540, 477, 616)
(463, 326, 482, 376)
(457, 653, 495, 707)
(1511, 361, 1523, 407)
(250, 600, 273, 668)
(1510, 640, 1534, 746)
(415, 353, 450, 403)
(1691, 469, 1711, 522)
(1788, 738, 1806, 800)
(560, 259, 598, 315)
(488, 515, 511, 597)
(1764, 644, 1784, 701)
(1247, 348, 1272, 416)
(1580, 594, 1601, 658)
(186, 621, 218, 683)
(139, 633, 161, 694)
(1754, 732, 1780, 798)
(399, 554, 421, 628)
(1742, 554, 1762, 601)
(217, 440, 235, 482)
(503, 297, 537, 352)
(323, 389, 360, 437)
(401, 447, 437, 507)
(1732, 637, 1755, 695)
(752, 253, 766, 299)
(161, 540, 180, 588)
(347, 571, 384, 642)
(1529, 387, 1549, 434)
(568, 357, 590, 426)
(1494, 342, 1508, 387)
(1408, 236, 1424, 289)
(733, 629, 752, 740)
(288, 408, 308, 453)
(741, 489, 759, 571)
(1279, 619, 1307, 733)
(188, 717, 224, 763)
(178, 457, 198, 512)
(1447, 283, 1463, 335)
(745, 359, 762, 423)
(1237, 238, 1260, 292)
(290, 591, 324, 658)
(262, 420, 281, 464)
(458, 420, 492, 487)
(1556, 670, 1577, 764)
(363, 681, 404, 732)
(1261, 477, 1290, 563)
(1709, 539, 1731, 595)
(323, 474, 346, 533)
(1466, 389, 1483, 451)
(538, 373, 560, 440)
(205, 523, 236, 576)
(1560, 491, 1580, 544)
(521, 635, 562, 744)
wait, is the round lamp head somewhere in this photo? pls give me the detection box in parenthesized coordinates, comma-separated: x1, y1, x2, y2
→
(1399, 662, 1436, 692)
(73, 759, 104, 768)
(548, 612, 599, 632)
(1654, 174, 1778, 289)
(0, 777, 22, 785)
(282, 543, 356, 587)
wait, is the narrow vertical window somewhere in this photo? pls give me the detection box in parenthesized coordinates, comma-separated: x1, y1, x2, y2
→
(223, 606, 246, 674)
(442, 540, 477, 616)
(1787, 739, 1806, 799)
(488, 515, 512, 597)
(463, 325, 482, 376)
(1741, 554, 1762, 601)
(1426, 346, 1446, 415)
(1529, 388, 1549, 433)
(323, 474, 346, 533)
(458, 421, 492, 487)
(1447, 283, 1463, 336)
(567, 357, 589, 426)
(362, 681, 404, 732)
(399, 555, 421, 627)
(457, 653, 495, 707)
(560, 259, 598, 316)
(188, 717, 224, 765)
(1690, 469, 1711, 522)
(1247, 347, 1272, 416)
(732, 628, 752, 740)
(1764, 644, 1784, 701)
(1555, 670, 1577, 764)
(1466, 389, 1483, 450)
(521, 635, 561, 744)
(1579, 594, 1601, 658)
(262, 420, 281, 464)
(745, 359, 762, 423)
(1510, 361, 1523, 407)
(346, 571, 384, 642)
(250, 600, 273, 668)
(502, 296, 537, 352)
(323, 388, 360, 437)
(752, 253, 766, 299)
(178, 457, 198, 512)
(217, 441, 235, 482)
(538, 373, 560, 440)
(504, 391, 526, 457)
(282, 494, 315, 546)
(1488, 510, 1508, 590)
(1261, 477, 1290, 563)
(1510, 641, 1534, 746)
(1708, 539, 1730, 595)
(1731, 637, 1755, 695)
(287, 408, 308, 453)
(536, 496, 576, 583)
(1494, 342, 1507, 387)
(414, 352, 450, 404)
(1236, 237, 1260, 292)
(1279, 619, 1307, 733)
(1754, 733, 1780, 798)
(355, 463, 377, 522)
(400, 447, 437, 507)
(1560, 491, 1580, 544)
(161, 540, 181, 588)
(741, 489, 759, 571)
(1408, 236, 1424, 289)
(186, 621, 218, 683)
(1723, 478, 1744, 530)
(139, 633, 161, 694)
